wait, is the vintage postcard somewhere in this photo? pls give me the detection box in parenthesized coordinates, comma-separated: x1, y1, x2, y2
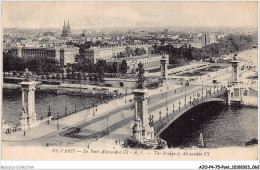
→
(1, 1, 258, 165)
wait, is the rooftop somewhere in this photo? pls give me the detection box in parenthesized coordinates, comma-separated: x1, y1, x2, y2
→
(11, 46, 79, 50)
(86, 43, 150, 50)
(110, 54, 167, 62)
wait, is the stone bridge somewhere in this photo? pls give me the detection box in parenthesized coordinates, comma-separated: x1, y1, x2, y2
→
(153, 88, 227, 137)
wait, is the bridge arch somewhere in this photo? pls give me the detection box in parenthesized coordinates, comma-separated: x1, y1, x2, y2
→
(155, 98, 226, 137)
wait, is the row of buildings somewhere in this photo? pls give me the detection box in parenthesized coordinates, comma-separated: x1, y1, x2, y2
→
(6, 21, 225, 73)
(109, 54, 168, 73)
(10, 44, 166, 73)
(9, 20, 77, 67)
(190, 32, 225, 48)
(7, 21, 153, 68)
(10, 42, 153, 67)
(85, 43, 151, 63)
(11, 46, 79, 67)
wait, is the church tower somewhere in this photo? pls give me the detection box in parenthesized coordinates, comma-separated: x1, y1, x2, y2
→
(67, 20, 71, 37)
(63, 20, 66, 30)
(61, 20, 71, 37)
(61, 20, 67, 37)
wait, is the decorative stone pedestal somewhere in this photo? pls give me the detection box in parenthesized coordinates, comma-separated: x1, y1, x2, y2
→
(227, 56, 241, 105)
(132, 89, 156, 145)
(160, 54, 169, 82)
(19, 80, 40, 130)
(230, 58, 239, 86)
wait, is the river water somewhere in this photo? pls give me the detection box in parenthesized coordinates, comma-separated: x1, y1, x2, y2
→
(160, 102, 258, 148)
(2, 89, 258, 148)
(2, 89, 96, 125)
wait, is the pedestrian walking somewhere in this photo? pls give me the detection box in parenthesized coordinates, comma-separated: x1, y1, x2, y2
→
(24, 131, 26, 136)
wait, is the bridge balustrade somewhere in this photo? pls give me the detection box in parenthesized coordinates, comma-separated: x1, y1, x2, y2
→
(153, 88, 227, 135)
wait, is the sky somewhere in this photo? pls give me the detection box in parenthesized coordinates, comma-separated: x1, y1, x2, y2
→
(2, 1, 258, 29)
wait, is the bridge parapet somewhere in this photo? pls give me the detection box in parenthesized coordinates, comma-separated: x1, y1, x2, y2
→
(154, 88, 227, 137)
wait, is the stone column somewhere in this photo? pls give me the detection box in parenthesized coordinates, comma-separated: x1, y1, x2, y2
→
(233, 65, 238, 82)
(32, 88, 35, 114)
(134, 101, 138, 119)
(133, 89, 149, 142)
(22, 89, 25, 107)
(142, 99, 146, 129)
(27, 88, 32, 116)
(160, 55, 168, 81)
(20, 81, 39, 129)
(230, 59, 239, 84)
(160, 61, 166, 78)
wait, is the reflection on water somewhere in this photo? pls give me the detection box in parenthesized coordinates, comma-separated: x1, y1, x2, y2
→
(2, 89, 96, 124)
(160, 102, 258, 148)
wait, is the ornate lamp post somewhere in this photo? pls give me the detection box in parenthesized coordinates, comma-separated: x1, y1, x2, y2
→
(125, 88, 127, 103)
(166, 85, 168, 116)
(107, 116, 109, 134)
(93, 102, 95, 116)
(202, 80, 204, 99)
(48, 105, 51, 125)
(185, 83, 187, 108)
(65, 107, 67, 116)
(57, 112, 59, 130)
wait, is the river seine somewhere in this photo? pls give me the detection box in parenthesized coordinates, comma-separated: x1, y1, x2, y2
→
(2, 89, 258, 148)
(160, 102, 258, 148)
(2, 89, 95, 125)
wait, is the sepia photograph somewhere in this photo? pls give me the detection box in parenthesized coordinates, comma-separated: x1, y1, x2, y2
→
(1, 1, 259, 168)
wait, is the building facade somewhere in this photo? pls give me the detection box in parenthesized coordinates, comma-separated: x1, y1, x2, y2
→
(11, 46, 79, 67)
(201, 33, 210, 47)
(109, 54, 169, 73)
(85, 43, 151, 63)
